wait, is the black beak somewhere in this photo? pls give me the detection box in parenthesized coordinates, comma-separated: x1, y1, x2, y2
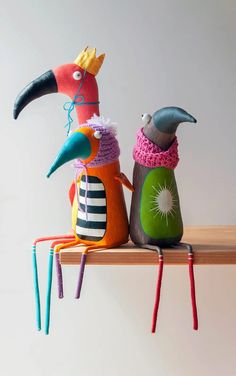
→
(13, 70, 58, 119)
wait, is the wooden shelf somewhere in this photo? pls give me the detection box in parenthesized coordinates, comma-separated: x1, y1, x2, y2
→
(60, 226, 236, 265)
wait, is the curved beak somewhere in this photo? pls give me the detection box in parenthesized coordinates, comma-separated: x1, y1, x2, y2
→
(47, 132, 91, 178)
(153, 107, 197, 134)
(13, 70, 58, 119)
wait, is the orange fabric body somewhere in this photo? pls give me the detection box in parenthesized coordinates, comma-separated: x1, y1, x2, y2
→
(72, 160, 129, 247)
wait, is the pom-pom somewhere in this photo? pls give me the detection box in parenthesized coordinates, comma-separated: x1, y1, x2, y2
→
(87, 114, 117, 136)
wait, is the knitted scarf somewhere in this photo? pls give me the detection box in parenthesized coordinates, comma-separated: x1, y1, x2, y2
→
(74, 122, 120, 170)
(133, 128, 179, 169)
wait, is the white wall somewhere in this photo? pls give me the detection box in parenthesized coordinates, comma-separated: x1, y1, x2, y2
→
(1, 0, 236, 375)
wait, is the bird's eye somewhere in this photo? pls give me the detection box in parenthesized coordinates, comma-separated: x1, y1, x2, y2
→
(142, 113, 152, 124)
(94, 131, 102, 139)
(72, 71, 82, 80)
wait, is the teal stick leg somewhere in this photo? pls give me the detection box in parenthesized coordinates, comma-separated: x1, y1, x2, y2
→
(32, 245, 41, 331)
(45, 248, 54, 335)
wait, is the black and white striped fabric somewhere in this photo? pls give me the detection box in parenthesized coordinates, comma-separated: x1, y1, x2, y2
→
(76, 175, 107, 241)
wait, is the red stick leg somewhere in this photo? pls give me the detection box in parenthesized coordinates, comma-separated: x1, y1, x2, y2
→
(151, 254, 164, 333)
(188, 253, 198, 330)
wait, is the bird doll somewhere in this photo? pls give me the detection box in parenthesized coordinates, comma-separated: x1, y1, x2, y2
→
(46, 117, 133, 333)
(130, 106, 198, 332)
(14, 48, 133, 334)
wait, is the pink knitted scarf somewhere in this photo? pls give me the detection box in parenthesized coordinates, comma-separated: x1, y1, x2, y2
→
(133, 128, 179, 169)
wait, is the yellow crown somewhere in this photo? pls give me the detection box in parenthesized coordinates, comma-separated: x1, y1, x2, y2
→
(74, 47, 105, 76)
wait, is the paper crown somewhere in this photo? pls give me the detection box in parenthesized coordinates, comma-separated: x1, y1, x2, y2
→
(74, 47, 105, 76)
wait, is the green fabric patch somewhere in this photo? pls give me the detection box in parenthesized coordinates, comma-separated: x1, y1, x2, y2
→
(140, 167, 183, 240)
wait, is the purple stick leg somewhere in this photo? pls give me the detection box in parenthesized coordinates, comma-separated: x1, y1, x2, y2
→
(55, 253, 64, 299)
(75, 253, 87, 299)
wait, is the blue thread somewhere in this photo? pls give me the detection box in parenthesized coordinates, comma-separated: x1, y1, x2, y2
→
(32, 245, 41, 331)
(63, 70, 99, 135)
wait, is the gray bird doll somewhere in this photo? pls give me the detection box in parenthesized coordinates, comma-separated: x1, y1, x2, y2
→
(130, 106, 198, 332)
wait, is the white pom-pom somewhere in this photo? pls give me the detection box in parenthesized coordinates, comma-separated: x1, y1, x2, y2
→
(87, 114, 117, 135)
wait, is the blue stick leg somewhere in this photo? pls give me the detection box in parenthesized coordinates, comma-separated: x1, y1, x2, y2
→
(45, 248, 54, 335)
(32, 245, 41, 331)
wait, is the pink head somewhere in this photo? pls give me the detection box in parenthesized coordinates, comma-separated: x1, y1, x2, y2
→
(14, 47, 105, 129)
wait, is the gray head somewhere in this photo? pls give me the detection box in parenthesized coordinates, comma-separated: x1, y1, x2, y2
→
(142, 106, 197, 150)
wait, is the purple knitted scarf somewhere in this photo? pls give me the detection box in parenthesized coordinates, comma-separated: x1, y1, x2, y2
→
(73, 122, 120, 170)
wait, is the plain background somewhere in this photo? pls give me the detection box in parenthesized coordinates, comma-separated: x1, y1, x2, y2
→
(1, 0, 236, 375)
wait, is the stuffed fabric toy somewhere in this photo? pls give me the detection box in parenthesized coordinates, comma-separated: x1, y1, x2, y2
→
(14, 48, 133, 334)
(47, 117, 133, 293)
(130, 107, 198, 332)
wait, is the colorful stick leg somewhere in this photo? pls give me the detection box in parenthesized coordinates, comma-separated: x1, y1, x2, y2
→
(75, 245, 105, 299)
(32, 245, 41, 331)
(55, 243, 106, 299)
(54, 238, 84, 296)
(50, 238, 76, 298)
(32, 235, 74, 331)
(172, 242, 198, 330)
(145, 242, 198, 332)
(142, 245, 164, 333)
(45, 238, 78, 335)
(45, 247, 53, 335)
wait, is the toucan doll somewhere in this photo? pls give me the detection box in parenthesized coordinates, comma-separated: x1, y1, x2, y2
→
(130, 107, 198, 332)
(14, 48, 133, 334)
